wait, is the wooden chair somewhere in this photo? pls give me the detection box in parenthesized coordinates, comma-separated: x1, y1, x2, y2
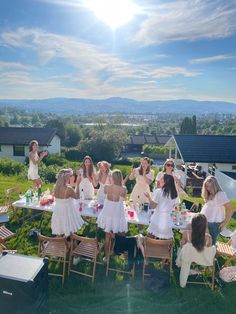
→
(38, 234, 69, 285)
(176, 243, 216, 290)
(106, 234, 136, 278)
(142, 237, 173, 281)
(68, 234, 102, 283)
(216, 240, 236, 267)
(0, 225, 15, 251)
(4, 187, 22, 218)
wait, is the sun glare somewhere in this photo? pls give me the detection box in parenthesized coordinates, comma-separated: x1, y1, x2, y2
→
(85, 0, 140, 29)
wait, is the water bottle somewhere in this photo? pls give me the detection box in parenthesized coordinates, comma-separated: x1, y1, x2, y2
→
(80, 189, 85, 202)
(181, 202, 187, 212)
(38, 185, 42, 201)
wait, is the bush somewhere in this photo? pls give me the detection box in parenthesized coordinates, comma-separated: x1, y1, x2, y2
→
(43, 153, 67, 167)
(143, 145, 168, 158)
(64, 148, 84, 161)
(0, 158, 26, 175)
(39, 165, 59, 183)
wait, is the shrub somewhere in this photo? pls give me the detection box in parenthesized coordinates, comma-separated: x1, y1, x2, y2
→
(0, 158, 25, 175)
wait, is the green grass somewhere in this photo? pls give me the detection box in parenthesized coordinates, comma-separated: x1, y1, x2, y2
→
(1, 174, 236, 314)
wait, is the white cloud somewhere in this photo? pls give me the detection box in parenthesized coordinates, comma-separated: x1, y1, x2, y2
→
(0, 27, 198, 88)
(135, 0, 236, 45)
(190, 54, 236, 64)
(0, 61, 34, 71)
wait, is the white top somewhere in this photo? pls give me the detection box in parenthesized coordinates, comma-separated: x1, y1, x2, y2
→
(153, 188, 179, 212)
(133, 167, 154, 181)
(201, 191, 229, 223)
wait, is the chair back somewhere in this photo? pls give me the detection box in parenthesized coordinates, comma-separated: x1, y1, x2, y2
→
(5, 187, 21, 206)
(71, 234, 99, 259)
(38, 234, 68, 258)
(144, 237, 173, 259)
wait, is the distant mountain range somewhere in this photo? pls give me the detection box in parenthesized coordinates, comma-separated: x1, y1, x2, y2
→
(0, 97, 236, 115)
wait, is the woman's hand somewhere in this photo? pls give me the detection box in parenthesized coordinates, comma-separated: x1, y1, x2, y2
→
(144, 191, 151, 202)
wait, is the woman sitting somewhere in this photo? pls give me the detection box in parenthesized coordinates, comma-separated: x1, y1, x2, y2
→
(180, 213, 212, 249)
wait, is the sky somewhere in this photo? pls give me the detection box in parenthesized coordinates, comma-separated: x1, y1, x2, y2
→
(0, 0, 236, 103)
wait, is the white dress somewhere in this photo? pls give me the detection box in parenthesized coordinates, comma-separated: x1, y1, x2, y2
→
(51, 198, 84, 236)
(78, 168, 95, 200)
(28, 158, 40, 180)
(96, 172, 111, 205)
(148, 189, 179, 239)
(130, 168, 154, 204)
(97, 197, 128, 233)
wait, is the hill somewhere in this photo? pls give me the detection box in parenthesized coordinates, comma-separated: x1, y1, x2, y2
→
(0, 97, 236, 115)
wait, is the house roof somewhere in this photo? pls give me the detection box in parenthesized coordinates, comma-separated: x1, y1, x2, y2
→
(0, 127, 58, 146)
(222, 171, 236, 180)
(168, 135, 236, 164)
(130, 134, 171, 145)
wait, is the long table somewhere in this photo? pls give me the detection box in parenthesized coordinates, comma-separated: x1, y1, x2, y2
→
(12, 198, 194, 230)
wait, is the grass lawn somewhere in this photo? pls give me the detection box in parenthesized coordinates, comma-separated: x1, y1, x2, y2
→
(1, 175, 236, 314)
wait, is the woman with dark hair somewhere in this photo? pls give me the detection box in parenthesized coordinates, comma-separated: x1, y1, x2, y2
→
(28, 140, 48, 188)
(76, 156, 97, 200)
(129, 157, 154, 205)
(180, 214, 212, 251)
(145, 174, 179, 239)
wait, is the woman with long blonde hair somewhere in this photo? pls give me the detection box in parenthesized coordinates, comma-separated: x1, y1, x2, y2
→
(201, 176, 234, 244)
(97, 169, 128, 260)
(51, 168, 84, 236)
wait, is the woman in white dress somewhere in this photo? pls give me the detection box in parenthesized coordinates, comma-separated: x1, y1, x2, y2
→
(51, 168, 84, 236)
(95, 161, 112, 205)
(200, 176, 234, 245)
(28, 140, 48, 188)
(76, 156, 97, 200)
(97, 170, 128, 260)
(129, 157, 154, 205)
(156, 159, 187, 197)
(145, 174, 179, 239)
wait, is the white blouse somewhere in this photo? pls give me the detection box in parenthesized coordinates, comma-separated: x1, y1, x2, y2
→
(201, 191, 229, 223)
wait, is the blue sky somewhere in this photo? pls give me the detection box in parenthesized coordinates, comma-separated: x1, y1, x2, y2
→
(0, 0, 236, 102)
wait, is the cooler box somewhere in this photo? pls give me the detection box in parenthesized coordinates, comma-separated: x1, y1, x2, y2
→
(0, 252, 48, 314)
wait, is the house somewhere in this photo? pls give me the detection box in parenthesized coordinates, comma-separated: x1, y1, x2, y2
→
(0, 127, 61, 163)
(165, 135, 236, 200)
(126, 134, 171, 152)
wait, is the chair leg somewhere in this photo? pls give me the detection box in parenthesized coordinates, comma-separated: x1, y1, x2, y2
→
(92, 256, 97, 284)
(62, 257, 66, 286)
(142, 259, 146, 281)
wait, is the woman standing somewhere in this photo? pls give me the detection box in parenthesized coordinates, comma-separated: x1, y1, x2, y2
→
(156, 159, 187, 197)
(28, 140, 48, 188)
(129, 157, 154, 205)
(145, 174, 179, 239)
(95, 161, 112, 205)
(97, 170, 128, 260)
(76, 156, 97, 200)
(51, 169, 84, 236)
(200, 176, 234, 244)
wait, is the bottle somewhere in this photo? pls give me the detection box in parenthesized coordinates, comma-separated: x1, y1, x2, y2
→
(38, 185, 42, 201)
(135, 195, 140, 213)
(181, 202, 187, 212)
(80, 189, 85, 202)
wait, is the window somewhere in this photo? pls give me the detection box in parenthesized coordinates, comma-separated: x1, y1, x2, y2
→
(13, 145, 25, 156)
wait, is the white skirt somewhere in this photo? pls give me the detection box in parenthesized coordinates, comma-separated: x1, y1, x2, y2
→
(97, 198, 128, 233)
(51, 198, 84, 236)
(147, 210, 173, 239)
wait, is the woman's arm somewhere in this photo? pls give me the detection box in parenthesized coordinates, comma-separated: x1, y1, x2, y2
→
(129, 168, 136, 180)
(144, 192, 157, 209)
(66, 185, 80, 199)
(180, 231, 188, 248)
(220, 202, 235, 230)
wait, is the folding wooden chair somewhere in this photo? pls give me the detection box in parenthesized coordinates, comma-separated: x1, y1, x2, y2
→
(68, 234, 102, 283)
(38, 234, 69, 286)
(0, 225, 15, 251)
(106, 234, 136, 278)
(5, 187, 22, 218)
(216, 240, 236, 267)
(142, 237, 173, 281)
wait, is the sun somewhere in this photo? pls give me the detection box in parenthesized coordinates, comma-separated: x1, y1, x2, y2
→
(84, 0, 140, 30)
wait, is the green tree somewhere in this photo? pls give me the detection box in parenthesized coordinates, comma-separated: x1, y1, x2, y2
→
(65, 125, 82, 147)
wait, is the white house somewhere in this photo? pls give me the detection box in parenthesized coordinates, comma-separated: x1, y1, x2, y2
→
(165, 135, 236, 200)
(0, 127, 61, 162)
